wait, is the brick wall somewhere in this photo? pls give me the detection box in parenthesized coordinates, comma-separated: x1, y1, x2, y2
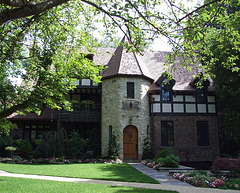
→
(151, 115, 220, 162)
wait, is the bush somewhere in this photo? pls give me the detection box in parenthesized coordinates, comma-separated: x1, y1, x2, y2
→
(66, 130, 86, 158)
(17, 140, 33, 158)
(0, 133, 13, 157)
(5, 146, 17, 158)
(33, 132, 55, 158)
(161, 154, 179, 168)
(142, 137, 154, 160)
(108, 134, 119, 159)
(158, 148, 172, 159)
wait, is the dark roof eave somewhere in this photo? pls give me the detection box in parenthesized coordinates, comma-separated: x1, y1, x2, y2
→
(102, 74, 154, 82)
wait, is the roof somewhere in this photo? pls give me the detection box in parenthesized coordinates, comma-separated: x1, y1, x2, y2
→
(102, 37, 154, 81)
(141, 51, 216, 92)
(9, 108, 58, 121)
(102, 45, 216, 92)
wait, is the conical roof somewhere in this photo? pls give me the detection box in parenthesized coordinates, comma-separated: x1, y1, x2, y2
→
(102, 37, 154, 81)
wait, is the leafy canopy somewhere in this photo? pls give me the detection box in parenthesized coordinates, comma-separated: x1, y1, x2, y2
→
(0, 0, 240, 123)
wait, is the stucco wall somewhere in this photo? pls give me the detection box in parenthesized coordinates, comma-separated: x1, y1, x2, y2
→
(101, 77, 152, 160)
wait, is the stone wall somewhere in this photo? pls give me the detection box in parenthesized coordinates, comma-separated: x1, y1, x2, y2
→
(151, 115, 220, 162)
(101, 77, 152, 159)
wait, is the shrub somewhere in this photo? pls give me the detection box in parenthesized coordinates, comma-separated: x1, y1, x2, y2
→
(67, 130, 85, 158)
(17, 140, 33, 158)
(161, 154, 179, 168)
(0, 133, 13, 157)
(5, 146, 17, 158)
(12, 155, 22, 162)
(108, 134, 119, 159)
(142, 137, 154, 160)
(158, 148, 172, 159)
(55, 127, 67, 157)
(157, 157, 164, 164)
(33, 132, 55, 158)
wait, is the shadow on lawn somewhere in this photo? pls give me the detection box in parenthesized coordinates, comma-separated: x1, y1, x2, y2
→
(98, 164, 159, 184)
(109, 186, 177, 193)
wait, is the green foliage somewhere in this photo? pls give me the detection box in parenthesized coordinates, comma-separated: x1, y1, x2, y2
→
(17, 140, 33, 159)
(220, 178, 240, 190)
(161, 155, 179, 168)
(5, 146, 17, 152)
(55, 127, 67, 157)
(66, 130, 86, 158)
(158, 149, 172, 159)
(88, 128, 101, 157)
(0, 119, 17, 135)
(142, 137, 154, 160)
(33, 132, 55, 158)
(108, 134, 119, 159)
(0, 133, 13, 157)
(12, 156, 22, 162)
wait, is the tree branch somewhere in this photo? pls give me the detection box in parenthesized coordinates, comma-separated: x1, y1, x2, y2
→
(0, 0, 29, 7)
(0, 100, 31, 120)
(177, 0, 223, 24)
(0, 0, 70, 25)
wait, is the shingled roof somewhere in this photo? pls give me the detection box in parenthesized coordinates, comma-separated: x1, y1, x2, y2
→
(102, 42, 216, 92)
(140, 51, 216, 92)
(102, 37, 154, 81)
(9, 108, 58, 121)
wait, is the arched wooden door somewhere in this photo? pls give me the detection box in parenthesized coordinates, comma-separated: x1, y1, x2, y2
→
(123, 125, 138, 159)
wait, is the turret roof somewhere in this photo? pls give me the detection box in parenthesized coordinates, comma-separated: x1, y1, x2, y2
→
(102, 37, 154, 81)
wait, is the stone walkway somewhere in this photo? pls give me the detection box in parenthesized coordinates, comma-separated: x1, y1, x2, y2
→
(0, 163, 239, 193)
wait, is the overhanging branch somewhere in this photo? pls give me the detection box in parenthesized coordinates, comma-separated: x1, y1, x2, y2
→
(0, 0, 70, 25)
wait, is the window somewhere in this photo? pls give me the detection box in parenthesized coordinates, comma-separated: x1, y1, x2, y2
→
(197, 121, 209, 146)
(196, 88, 206, 103)
(161, 83, 171, 101)
(109, 125, 112, 145)
(161, 121, 174, 146)
(127, 82, 134, 98)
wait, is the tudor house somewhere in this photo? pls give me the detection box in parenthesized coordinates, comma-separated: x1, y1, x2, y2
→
(10, 40, 220, 165)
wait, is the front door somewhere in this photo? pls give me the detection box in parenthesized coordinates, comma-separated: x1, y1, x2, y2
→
(123, 125, 138, 159)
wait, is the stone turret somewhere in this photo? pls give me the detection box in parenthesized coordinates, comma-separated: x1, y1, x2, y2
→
(101, 38, 153, 160)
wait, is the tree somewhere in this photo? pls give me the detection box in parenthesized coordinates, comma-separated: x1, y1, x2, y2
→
(198, 1, 240, 157)
(1, 0, 239, 122)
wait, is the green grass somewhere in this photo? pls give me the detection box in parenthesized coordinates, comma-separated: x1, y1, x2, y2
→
(0, 177, 178, 193)
(0, 163, 159, 184)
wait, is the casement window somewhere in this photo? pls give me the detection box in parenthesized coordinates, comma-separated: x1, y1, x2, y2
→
(127, 82, 134, 99)
(196, 88, 206, 103)
(161, 121, 174, 146)
(161, 83, 171, 101)
(197, 121, 209, 146)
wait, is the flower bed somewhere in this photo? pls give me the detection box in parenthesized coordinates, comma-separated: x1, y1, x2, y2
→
(0, 157, 119, 164)
(173, 171, 226, 188)
(142, 160, 229, 189)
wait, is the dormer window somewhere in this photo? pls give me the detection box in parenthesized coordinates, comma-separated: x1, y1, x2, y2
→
(190, 73, 209, 103)
(156, 74, 175, 102)
(196, 87, 206, 103)
(161, 82, 171, 101)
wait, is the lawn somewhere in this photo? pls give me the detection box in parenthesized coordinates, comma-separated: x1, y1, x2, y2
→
(0, 177, 178, 193)
(0, 163, 159, 184)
